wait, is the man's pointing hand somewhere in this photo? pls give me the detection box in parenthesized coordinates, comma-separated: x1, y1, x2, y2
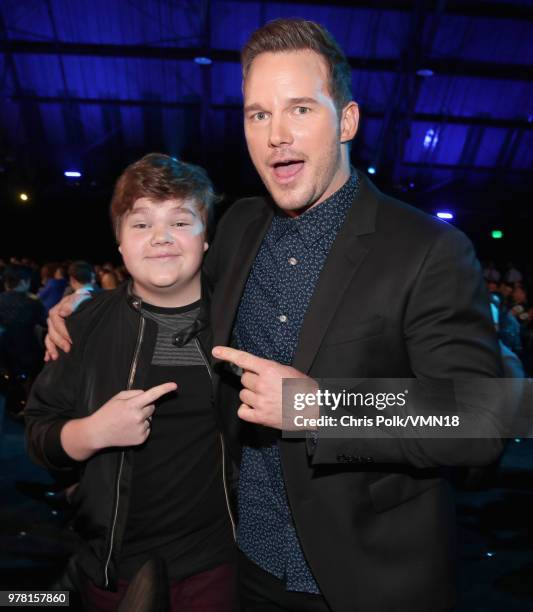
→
(212, 346, 317, 429)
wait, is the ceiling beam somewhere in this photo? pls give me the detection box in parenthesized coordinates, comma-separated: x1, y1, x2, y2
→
(2, 39, 531, 81)
(227, 0, 533, 21)
(7, 93, 532, 129)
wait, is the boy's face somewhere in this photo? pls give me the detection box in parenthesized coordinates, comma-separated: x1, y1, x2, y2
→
(118, 197, 208, 307)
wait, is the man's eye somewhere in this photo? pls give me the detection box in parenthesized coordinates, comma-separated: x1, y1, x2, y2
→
(295, 106, 310, 115)
(253, 111, 268, 121)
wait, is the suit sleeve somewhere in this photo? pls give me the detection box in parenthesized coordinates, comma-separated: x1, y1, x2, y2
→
(310, 228, 507, 468)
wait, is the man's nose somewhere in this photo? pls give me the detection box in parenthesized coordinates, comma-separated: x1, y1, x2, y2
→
(268, 115, 293, 148)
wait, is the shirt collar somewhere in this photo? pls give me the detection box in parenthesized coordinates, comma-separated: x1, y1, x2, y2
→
(267, 170, 359, 249)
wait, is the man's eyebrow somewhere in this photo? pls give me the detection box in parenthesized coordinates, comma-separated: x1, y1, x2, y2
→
(244, 97, 318, 114)
(287, 97, 318, 106)
(243, 103, 264, 114)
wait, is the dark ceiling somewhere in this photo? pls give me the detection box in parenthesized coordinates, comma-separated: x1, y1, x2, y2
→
(1, 0, 532, 261)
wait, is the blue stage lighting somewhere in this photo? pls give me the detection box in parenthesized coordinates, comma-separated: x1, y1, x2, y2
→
(436, 212, 454, 220)
(64, 171, 82, 178)
(367, 166, 376, 175)
(194, 56, 212, 65)
(423, 128, 438, 149)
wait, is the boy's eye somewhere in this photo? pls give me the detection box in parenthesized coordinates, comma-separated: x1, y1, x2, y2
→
(133, 223, 147, 229)
(173, 221, 190, 227)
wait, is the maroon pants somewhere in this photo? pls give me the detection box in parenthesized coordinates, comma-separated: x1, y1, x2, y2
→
(82, 563, 236, 612)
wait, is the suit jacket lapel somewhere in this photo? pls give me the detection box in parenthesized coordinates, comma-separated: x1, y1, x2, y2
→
(292, 172, 379, 374)
(212, 204, 273, 347)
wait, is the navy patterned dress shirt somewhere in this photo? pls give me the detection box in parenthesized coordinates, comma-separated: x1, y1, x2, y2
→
(233, 172, 360, 593)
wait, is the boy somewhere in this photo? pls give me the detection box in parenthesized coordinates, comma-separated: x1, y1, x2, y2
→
(25, 154, 236, 611)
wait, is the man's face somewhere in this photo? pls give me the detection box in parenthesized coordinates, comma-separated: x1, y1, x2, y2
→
(118, 197, 208, 307)
(243, 50, 358, 214)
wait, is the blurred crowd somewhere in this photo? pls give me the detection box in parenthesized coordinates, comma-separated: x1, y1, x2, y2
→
(0, 258, 129, 416)
(0, 255, 531, 422)
(483, 261, 533, 376)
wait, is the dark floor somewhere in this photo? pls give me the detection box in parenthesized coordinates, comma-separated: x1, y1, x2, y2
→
(1, 396, 533, 611)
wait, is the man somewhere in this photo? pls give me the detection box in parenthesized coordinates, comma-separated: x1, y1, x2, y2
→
(67, 260, 99, 310)
(47, 19, 503, 612)
(0, 264, 47, 377)
(206, 19, 504, 612)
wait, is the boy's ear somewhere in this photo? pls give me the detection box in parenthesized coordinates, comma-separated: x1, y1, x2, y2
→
(118, 244, 122, 254)
(203, 241, 209, 252)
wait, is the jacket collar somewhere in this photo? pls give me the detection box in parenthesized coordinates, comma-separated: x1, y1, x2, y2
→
(124, 277, 210, 346)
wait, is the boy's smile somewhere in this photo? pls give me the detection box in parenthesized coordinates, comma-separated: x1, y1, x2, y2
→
(118, 197, 208, 307)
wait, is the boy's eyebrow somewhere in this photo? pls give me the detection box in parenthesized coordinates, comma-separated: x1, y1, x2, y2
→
(129, 206, 197, 216)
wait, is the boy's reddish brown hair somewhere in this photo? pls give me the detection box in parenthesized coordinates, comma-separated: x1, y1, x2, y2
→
(110, 153, 216, 241)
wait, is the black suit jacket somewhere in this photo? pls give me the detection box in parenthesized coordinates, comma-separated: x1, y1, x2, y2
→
(204, 172, 503, 612)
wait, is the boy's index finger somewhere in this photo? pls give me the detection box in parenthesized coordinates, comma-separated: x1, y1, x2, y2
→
(212, 346, 266, 374)
(134, 382, 177, 408)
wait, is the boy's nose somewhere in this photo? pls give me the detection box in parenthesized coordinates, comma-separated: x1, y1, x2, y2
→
(151, 229, 174, 245)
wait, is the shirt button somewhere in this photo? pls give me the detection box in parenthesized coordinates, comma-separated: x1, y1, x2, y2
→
(278, 314, 288, 323)
(288, 257, 298, 266)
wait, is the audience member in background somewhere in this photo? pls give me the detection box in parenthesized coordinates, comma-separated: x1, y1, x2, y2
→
(68, 261, 99, 310)
(505, 262, 523, 284)
(99, 264, 119, 290)
(115, 265, 129, 284)
(490, 292, 522, 357)
(510, 284, 531, 327)
(483, 260, 501, 283)
(0, 265, 47, 378)
(498, 281, 514, 307)
(486, 280, 499, 294)
(38, 263, 69, 311)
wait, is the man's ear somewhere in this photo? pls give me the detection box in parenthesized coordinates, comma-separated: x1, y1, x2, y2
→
(340, 101, 359, 143)
(118, 244, 122, 254)
(203, 241, 209, 252)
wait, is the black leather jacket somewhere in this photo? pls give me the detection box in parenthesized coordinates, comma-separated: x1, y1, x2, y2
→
(25, 282, 236, 590)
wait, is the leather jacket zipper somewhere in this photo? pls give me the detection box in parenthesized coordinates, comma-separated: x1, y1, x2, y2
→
(194, 337, 237, 540)
(104, 314, 145, 587)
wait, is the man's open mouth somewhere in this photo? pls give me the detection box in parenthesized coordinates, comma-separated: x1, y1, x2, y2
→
(271, 160, 305, 182)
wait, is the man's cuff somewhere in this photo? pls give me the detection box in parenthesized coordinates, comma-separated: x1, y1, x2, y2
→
(305, 429, 319, 455)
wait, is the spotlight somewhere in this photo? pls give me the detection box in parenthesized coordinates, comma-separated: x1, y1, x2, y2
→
(194, 56, 212, 65)
(491, 230, 503, 239)
(423, 128, 439, 150)
(416, 68, 434, 77)
(64, 171, 81, 178)
(367, 166, 376, 175)
(436, 211, 454, 220)
(19, 193, 29, 201)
